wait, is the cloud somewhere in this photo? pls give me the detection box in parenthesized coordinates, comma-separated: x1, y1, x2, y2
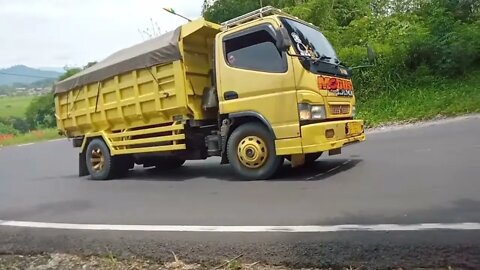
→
(0, 0, 204, 68)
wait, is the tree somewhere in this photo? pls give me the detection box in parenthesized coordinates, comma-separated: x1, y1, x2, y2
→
(202, 0, 298, 23)
(10, 117, 30, 133)
(25, 92, 56, 129)
(58, 67, 82, 81)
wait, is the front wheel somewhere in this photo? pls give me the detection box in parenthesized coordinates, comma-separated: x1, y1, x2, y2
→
(227, 123, 283, 180)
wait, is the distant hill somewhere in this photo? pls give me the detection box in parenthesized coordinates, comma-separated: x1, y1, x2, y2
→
(0, 65, 62, 87)
(38, 67, 66, 73)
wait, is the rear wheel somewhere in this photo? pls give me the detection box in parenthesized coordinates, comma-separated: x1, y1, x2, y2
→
(86, 138, 115, 180)
(227, 123, 283, 180)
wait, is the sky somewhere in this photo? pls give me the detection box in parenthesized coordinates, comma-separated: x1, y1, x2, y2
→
(0, 0, 204, 69)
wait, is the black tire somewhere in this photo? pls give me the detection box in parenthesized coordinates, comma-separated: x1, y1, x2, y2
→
(85, 138, 115, 180)
(227, 123, 283, 180)
(155, 157, 186, 170)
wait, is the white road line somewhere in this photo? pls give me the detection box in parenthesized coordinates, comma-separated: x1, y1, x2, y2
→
(11, 138, 66, 148)
(327, 166, 341, 173)
(48, 138, 66, 142)
(306, 160, 351, 180)
(1, 220, 480, 232)
(306, 173, 324, 181)
(17, 143, 34, 147)
(342, 160, 351, 165)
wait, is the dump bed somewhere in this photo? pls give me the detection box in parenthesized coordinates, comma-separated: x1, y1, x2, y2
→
(55, 19, 220, 138)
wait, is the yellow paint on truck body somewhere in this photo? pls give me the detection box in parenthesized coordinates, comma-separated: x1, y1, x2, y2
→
(55, 19, 221, 155)
(216, 17, 300, 139)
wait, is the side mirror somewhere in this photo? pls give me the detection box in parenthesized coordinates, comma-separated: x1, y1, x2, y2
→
(275, 27, 291, 52)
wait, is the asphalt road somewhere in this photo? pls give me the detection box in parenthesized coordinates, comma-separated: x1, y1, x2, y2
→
(1, 116, 480, 268)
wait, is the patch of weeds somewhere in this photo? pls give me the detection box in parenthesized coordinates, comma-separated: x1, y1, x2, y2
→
(357, 70, 480, 127)
(227, 260, 243, 270)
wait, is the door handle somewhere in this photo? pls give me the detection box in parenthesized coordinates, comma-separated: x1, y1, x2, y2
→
(224, 91, 238, 100)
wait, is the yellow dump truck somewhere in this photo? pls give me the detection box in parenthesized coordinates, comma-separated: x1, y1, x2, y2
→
(54, 6, 366, 180)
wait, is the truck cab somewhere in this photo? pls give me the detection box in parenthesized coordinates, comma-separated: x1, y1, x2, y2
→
(212, 7, 365, 179)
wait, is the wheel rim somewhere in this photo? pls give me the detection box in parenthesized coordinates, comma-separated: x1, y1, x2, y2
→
(90, 148, 105, 172)
(237, 136, 268, 169)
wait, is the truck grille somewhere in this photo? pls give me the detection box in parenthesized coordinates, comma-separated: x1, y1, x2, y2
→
(329, 105, 350, 115)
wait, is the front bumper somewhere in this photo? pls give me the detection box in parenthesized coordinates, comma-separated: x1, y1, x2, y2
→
(275, 119, 366, 155)
(301, 119, 365, 154)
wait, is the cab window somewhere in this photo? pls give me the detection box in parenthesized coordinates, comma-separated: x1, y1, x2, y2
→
(224, 27, 287, 73)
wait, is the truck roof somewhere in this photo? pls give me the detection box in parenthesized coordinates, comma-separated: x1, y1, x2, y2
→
(54, 27, 181, 94)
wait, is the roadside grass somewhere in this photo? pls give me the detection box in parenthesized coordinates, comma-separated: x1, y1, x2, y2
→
(0, 128, 61, 147)
(0, 95, 35, 118)
(357, 71, 480, 127)
(0, 253, 458, 270)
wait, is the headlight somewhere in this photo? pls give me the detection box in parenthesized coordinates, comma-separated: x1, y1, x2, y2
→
(298, 104, 326, 120)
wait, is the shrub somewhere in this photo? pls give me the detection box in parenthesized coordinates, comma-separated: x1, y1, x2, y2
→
(0, 122, 18, 135)
(25, 92, 56, 129)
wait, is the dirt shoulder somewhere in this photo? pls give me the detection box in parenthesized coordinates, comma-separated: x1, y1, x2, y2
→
(0, 253, 459, 270)
(0, 253, 306, 270)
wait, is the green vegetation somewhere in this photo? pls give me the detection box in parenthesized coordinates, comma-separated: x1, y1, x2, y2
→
(203, 0, 480, 126)
(25, 92, 56, 129)
(357, 70, 480, 126)
(0, 68, 82, 146)
(0, 95, 35, 118)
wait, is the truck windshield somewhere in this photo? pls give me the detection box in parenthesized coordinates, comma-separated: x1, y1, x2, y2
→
(280, 17, 339, 65)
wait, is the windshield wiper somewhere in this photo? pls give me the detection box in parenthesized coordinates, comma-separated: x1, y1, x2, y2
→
(287, 51, 341, 67)
(312, 55, 344, 67)
(312, 54, 332, 64)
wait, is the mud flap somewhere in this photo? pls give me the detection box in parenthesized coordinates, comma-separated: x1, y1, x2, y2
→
(290, 154, 305, 168)
(329, 148, 342, 156)
(79, 152, 89, 177)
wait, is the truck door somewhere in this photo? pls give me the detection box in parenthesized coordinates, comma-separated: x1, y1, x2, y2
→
(215, 21, 300, 139)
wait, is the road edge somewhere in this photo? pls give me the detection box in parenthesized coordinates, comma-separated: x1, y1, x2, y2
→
(366, 113, 480, 134)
